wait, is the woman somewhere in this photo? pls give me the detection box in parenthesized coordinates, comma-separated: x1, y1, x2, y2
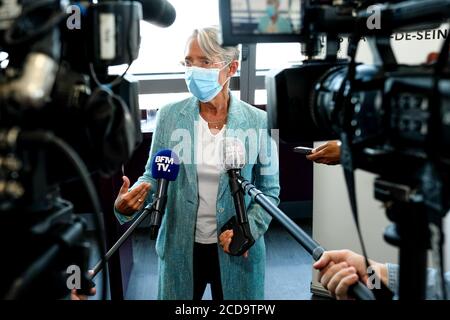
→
(114, 27, 280, 300)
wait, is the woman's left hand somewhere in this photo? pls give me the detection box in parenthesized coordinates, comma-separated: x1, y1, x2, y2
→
(219, 229, 249, 258)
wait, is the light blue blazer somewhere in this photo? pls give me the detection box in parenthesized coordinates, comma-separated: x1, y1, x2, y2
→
(116, 94, 280, 300)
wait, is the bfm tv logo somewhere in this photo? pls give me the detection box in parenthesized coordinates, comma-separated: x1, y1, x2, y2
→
(155, 156, 175, 172)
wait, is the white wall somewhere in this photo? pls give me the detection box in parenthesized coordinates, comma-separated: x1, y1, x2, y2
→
(311, 25, 449, 294)
(312, 160, 398, 262)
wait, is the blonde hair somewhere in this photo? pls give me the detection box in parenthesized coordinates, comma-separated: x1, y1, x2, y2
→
(188, 27, 240, 64)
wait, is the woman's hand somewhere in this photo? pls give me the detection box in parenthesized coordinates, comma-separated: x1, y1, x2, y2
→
(306, 140, 341, 165)
(114, 176, 151, 216)
(219, 230, 249, 258)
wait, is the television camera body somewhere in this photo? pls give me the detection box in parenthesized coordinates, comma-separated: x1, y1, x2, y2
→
(221, 0, 450, 299)
(0, 0, 175, 299)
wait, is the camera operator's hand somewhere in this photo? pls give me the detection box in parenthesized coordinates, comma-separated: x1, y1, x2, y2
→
(306, 140, 341, 165)
(219, 230, 249, 258)
(71, 287, 96, 300)
(114, 176, 152, 216)
(313, 250, 387, 300)
(70, 271, 96, 300)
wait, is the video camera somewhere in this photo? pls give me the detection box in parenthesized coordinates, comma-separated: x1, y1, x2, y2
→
(220, 0, 450, 299)
(0, 0, 175, 299)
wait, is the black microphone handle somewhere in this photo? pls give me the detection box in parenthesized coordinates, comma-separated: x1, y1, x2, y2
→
(91, 201, 156, 278)
(149, 178, 169, 240)
(237, 176, 376, 301)
(227, 169, 248, 224)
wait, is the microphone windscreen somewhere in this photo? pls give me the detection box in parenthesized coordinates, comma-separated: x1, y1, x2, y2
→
(141, 0, 176, 27)
(151, 149, 180, 181)
(218, 137, 246, 171)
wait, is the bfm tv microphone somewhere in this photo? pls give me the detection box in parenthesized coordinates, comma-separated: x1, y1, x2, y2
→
(149, 149, 180, 239)
(219, 137, 255, 256)
(90, 149, 180, 280)
(141, 0, 177, 27)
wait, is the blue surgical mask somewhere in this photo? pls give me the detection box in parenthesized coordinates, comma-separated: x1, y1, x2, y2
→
(266, 4, 276, 17)
(184, 64, 230, 102)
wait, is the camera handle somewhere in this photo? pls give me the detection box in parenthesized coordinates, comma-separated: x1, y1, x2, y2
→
(366, 35, 397, 69)
(375, 179, 429, 299)
(301, 35, 340, 61)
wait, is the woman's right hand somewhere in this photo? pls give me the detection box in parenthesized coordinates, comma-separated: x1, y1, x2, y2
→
(219, 230, 249, 258)
(114, 176, 152, 216)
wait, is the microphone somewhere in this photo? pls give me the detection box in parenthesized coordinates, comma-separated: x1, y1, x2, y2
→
(90, 149, 180, 278)
(149, 149, 180, 240)
(219, 137, 255, 256)
(141, 0, 176, 27)
(236, 176, 376, 301)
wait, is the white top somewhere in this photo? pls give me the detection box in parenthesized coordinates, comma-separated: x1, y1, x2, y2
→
(195, 116, 225, 244)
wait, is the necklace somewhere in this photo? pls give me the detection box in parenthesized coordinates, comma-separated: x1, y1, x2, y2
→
(210, 123, 224, 129)
(208, 120, 226, 130)
(199, 103, 228, 129)
(201, 115, 227, 129)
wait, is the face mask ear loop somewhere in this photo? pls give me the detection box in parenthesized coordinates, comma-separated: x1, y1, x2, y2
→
(219, 61, 233, 87)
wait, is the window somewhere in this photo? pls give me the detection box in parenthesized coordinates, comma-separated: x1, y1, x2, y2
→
(129, 0, 220, 75)
(256, 43, 303, 71)
(254, 43, 304, 105)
